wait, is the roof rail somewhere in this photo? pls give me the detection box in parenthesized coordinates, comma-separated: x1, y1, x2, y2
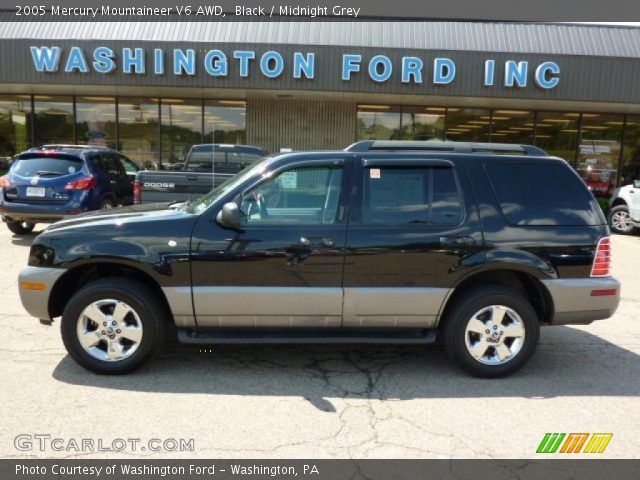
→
(345, 140, 548, 156)
(33, 144, 110, 151)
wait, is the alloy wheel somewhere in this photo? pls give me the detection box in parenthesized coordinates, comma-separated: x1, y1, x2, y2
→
(611, 209, 633, 233)
(76, 299, 143, 362)
(464, 305, 526, 365)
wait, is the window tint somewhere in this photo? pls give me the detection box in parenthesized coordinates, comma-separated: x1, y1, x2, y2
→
(486, 162, 601, 226)
(362, 166, 462, 226)
(187, 148, 262, 174)
(92, 155, 108, 174)
(118, 156, 139, 174)
(240, 166, 343, 225)
(432, 167, 463, 225)
(104, 154, 124, 175)
(227, 151, 262, 168)
(11, 157, 82, 177)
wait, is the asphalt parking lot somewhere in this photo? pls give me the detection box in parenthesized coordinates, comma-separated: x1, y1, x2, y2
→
(1, 226, 639, 459)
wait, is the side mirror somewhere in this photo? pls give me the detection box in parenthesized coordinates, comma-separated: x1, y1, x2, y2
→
(634, 180, 640, 189)
(216, 202, 242, 229)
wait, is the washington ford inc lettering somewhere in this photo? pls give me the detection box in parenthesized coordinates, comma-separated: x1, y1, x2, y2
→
(28, 46, 561, 89)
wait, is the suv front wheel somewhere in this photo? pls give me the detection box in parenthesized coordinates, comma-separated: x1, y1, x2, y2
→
(442, 286, 540, 378)
(61, 278, 167, 374)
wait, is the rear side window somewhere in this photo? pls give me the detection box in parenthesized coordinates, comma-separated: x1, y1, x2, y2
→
(362, 166, 462, 226)
(104, 154, 125, 175)
(486, 162, 601, 226)
(11, 157, 82, 177)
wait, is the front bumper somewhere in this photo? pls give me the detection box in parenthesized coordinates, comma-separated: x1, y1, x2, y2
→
(542, 277, 621, 325)
(18, 266, 66, 322)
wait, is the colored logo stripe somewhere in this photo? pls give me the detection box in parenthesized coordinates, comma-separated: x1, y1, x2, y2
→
(537, 433, 566, 453)
(537, 433, 613, 454)
(584, 433, 613, 453)
(560, 433, 589, 453)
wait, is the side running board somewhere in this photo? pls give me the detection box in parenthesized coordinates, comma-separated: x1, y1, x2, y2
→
(177, 328, 438, 345)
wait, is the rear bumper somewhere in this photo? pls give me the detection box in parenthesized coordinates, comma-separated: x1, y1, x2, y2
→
(2, 204, 81, 223)
(1, 191, 91, 223)
(18, 266, 66, 321)
(542, 277, 621, 325)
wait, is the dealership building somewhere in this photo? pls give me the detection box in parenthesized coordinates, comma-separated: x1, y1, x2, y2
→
(1, 21, 640, 198)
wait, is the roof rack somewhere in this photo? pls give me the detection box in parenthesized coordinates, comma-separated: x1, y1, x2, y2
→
(33, 144, 110, 151)
(345, 140, 548, 156)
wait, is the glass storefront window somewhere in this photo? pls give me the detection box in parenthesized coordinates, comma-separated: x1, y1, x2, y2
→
(621, 116, 640, 186)
(33, 96, 74, 146)
(118, 98, 159, 169)
(204, 100, 246, 144)
(161, 99, 203, 169)
(75, 97, 117, 149)
(445, 108, 490, 142)
(401, 107, 445, 140)
(576, 113, 623, 199)
(533, 111, 580, 163)
(490, 109, 535, 144)
(0, 95, 31, 157)
(356, 106, 402, 140)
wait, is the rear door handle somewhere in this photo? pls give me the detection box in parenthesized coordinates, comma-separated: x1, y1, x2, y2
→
(187, 176, 198, 181)
(440, 235, 475, 247)
(299, 237, 335, 248)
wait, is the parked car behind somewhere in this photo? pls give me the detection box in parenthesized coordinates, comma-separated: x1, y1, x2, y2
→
(0, 145, 134, 234)
(134, 144, 265, 204)
(19, 141, 619, 378)
(608, 179, 640, 234)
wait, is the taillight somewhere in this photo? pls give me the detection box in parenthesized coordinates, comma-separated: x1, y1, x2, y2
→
(64, 177, 96, 191)
(591, 237, 611, 277)
(133, 180, 141, 203)
(0, 175, 14, 189)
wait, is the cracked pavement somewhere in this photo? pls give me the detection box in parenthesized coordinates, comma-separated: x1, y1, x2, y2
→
(1, 227, 639, 459)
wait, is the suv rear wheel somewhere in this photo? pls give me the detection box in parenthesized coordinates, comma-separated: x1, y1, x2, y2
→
(6, 220, 35, 235)
(609, 204, 636, 234)
(442, 286, 540, 378)
(100, 199, 115, 210)
(61, 278, 167, 374)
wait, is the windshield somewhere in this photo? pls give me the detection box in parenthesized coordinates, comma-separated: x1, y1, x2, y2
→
(185, 156, 273, 214)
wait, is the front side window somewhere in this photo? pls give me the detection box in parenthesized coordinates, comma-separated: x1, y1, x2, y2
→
(362, 166, 462, 226)
(240, 165, 343, 226)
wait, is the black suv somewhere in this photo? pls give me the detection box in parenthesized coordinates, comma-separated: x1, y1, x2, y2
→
(19, 141, 620, 377)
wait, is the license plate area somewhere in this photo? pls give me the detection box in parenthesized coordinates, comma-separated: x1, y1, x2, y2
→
(26, 187, 46, 197)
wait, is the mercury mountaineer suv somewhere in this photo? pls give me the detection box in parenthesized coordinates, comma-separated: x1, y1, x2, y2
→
(18, 141, 620, 377)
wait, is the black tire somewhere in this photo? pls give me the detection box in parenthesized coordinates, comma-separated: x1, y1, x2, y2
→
(61, 278, 167, 374)
(442, 285, 540, 378)
(6, 220, 35, 235)
(100, 199, 115, 210)
(608, 204, 637, 235)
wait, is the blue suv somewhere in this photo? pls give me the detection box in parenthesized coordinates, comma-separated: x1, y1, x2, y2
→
(0, 145, 135, 234)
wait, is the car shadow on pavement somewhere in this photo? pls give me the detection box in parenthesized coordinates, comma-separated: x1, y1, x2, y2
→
(52, 325, 640, 411)
(10, 232, 41, 247)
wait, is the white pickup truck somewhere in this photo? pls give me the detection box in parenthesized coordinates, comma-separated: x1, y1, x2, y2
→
(609, 180, 640, 234)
